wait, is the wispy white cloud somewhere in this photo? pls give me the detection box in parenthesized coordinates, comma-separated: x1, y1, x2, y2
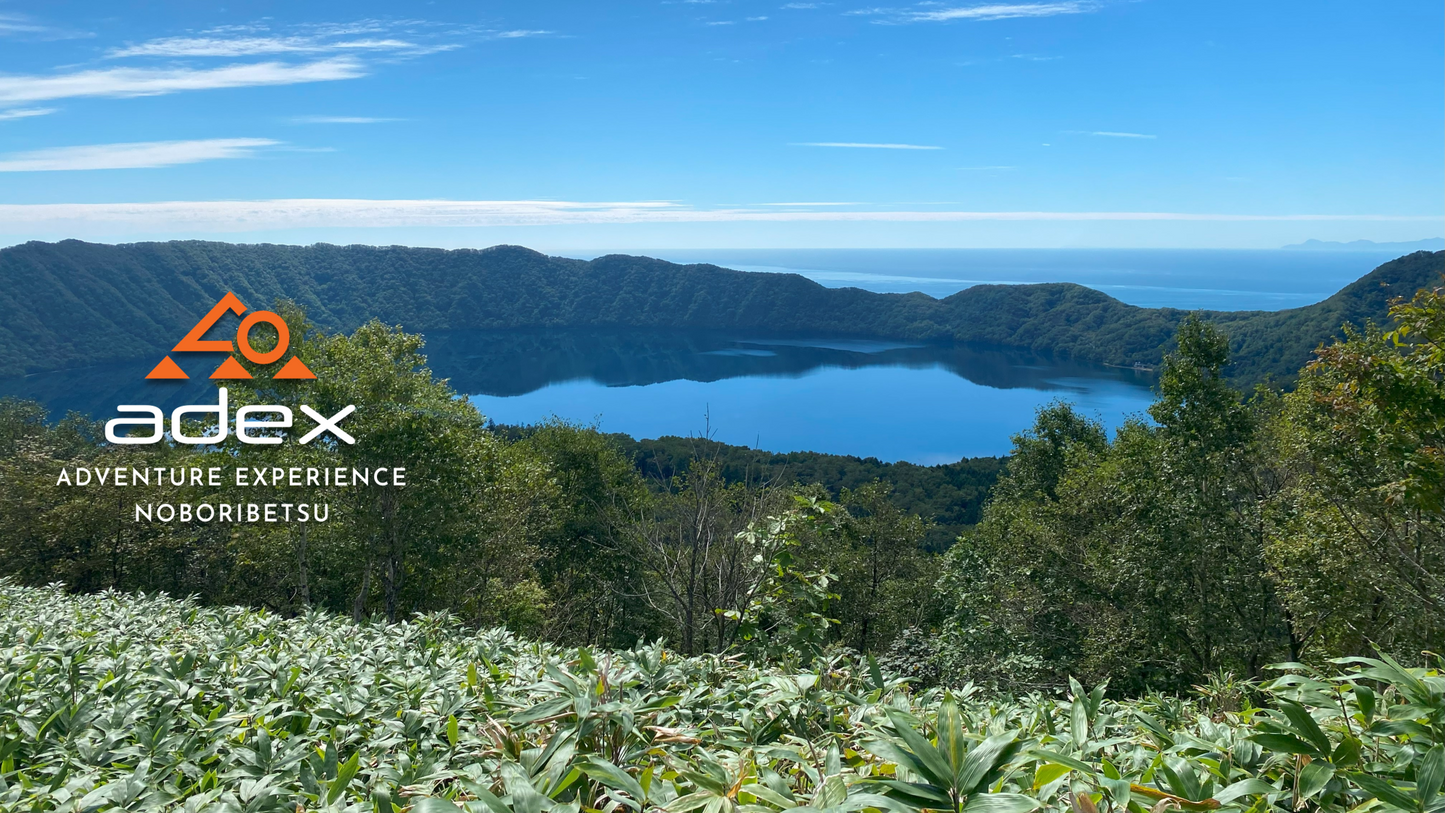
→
(782, 2, 827, 7)
(0, 139, 280, 172)
(108, 36, 427, 58)
(1090, 131, 1156, 138)
(905, 2, 1091, 21)
(754, 201, 868, 205)
(0, 58, 366, 105)
(0, 107, 56, 121)
(290, 115, 401, 124)
(747, 16, 771, 20)
(107, 19, 487, 58)
(0, 14, 47, 35)
(0, 12, 92, 40)
(793, 142, 943, 150)
(489, 29, 553, 39)
(706, 20, 737, 25)
(852, 2, 1093, 23)
(2, 199, 1431, 231)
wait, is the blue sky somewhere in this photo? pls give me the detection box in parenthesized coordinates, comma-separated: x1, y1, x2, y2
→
(0, 0, 1440, 249)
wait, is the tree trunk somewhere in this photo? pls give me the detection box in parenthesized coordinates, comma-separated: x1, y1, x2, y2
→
(295, 524, 310, 609)
(353, 549, 373, 621)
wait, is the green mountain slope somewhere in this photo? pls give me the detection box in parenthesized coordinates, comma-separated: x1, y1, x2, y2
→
(0, 239, 1438, 383)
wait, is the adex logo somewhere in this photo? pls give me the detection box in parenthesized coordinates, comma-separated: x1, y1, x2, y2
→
(107, 293, 355, 447)
(145, 292, 316, 381)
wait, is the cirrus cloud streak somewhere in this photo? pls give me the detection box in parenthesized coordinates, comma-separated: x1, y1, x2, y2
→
(0, 139, 279, 172)
(0, 199, 1434, 231)
(0, 58, 365, 105)
(907, 2, 1090, 21)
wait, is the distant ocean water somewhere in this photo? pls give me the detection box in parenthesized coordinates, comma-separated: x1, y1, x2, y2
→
(563, 249, 1409, 311)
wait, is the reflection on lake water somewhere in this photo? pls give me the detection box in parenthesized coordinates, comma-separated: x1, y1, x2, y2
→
(0, 329, 1159, 463)
(441, 329, 1157, 462)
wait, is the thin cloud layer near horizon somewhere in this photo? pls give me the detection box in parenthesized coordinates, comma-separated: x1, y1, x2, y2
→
(0, 1, 1439, 249)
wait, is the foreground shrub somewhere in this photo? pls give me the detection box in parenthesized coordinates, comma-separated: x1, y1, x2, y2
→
(1, 583, 1441, 813)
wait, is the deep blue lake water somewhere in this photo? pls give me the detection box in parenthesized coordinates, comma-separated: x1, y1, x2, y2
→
(0, 249, 1405, 462)
(455, 331, 1157, 463)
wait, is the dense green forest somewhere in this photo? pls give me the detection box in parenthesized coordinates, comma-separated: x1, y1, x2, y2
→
(0, 273, 1441, 811)
(2, 280, 1440, 681)
(1, 239, 1438, 385)
(493, 428, 1004, 551)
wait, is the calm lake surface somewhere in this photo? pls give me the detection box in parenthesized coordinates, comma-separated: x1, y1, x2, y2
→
(0, 329, 1156, 462)
(2, 249, 1399, 462)
(451, 331, 1157, 463)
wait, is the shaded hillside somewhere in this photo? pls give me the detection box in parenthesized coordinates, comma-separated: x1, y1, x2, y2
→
(489, 424, 1007, 551)
(0, 239, 1438, 384)
(616, 433, 1005, 552)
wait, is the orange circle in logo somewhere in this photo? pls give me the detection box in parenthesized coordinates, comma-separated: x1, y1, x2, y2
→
(236, 311, 290, 364)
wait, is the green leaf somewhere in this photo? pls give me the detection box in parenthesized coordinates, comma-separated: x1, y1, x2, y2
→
(958, 733, 1019, 796)
(329, 752, 360, 805)
(1071, 698, 1089, 747)
(869, 655, 886, 692)
(883, 709, 953, 789)
(1102, 778, 1131, 809)
(1419, 745, 1444, 807)
(457, 780, 515, 813)
(447, 714, 460, 748)
(1248, 733, 1319, 756)
(1334, 735, 1363, 767)
(1347, 773, 1419, 812)
(743, 784, 800, 809)
(1089, 682, 1108, 714)
(670, 792, 722, 813)
(581, 758, 647, 809)
(842, 793, 920, 813)
(1034, 763, 1072, 791)
(963, 793, 1042, 813)
(817, 775, 848, 809)
(1159, 760, 1202, 803)
(867, 778, 953, 807)
(1028, 750, 1095, 775)
(1298, 762, 1334, 800)
(939, 698, 970, 782)
(1354, 685, 1377, 724)
(1277, 701, 1332, 756)
(511, 696, 574, 725)
(1212, 779, 1277, 805)
(414, 800, 465, 813)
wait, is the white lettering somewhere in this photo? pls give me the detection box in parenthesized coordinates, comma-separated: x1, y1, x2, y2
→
(298, 404, 356, 445)
(172, 388, 229, 445)
(237, 405, 292, 445)
(106, 405, 164, 445)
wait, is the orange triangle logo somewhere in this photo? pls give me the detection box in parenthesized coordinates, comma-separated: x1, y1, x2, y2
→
(210, 356, 253, 380)
(274, 356, 317, 380)
(145, 356, 190, 380)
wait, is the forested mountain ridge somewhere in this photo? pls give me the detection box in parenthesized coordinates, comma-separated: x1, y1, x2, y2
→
(0, 239, 1438, 383)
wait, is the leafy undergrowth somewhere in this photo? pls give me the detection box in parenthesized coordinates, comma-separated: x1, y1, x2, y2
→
(1, 583, 1441, 813)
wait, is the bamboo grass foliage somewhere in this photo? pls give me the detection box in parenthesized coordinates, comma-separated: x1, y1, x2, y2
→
(1, 583, 1442, 813)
